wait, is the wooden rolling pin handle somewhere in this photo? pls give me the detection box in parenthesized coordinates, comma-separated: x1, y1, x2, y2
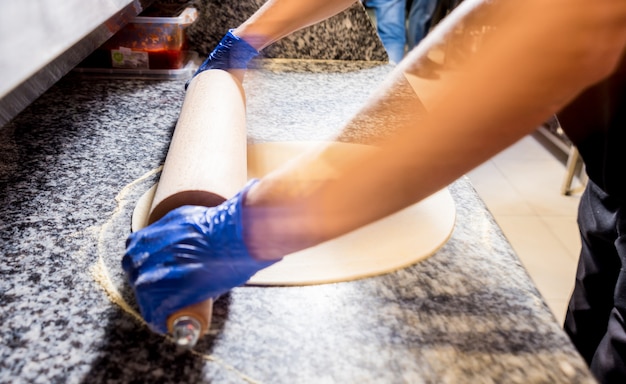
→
(146, 69, 248, 346)
(166, 299, 213, 348)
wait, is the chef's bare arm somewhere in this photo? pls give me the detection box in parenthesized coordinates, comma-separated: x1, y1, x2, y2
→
(234, 0, 358, 50)
(242, 0, 626, 261)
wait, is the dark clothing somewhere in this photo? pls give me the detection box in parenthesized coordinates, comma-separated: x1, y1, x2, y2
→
(558, 54, 626, 202)
(564, 180, 626, 383)
(560, 53, 626, 383)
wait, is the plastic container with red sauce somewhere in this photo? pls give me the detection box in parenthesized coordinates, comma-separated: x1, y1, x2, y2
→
(79, 5, 198, 70)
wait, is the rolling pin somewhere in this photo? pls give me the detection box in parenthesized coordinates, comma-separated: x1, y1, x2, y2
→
(147, 69, 248, 347)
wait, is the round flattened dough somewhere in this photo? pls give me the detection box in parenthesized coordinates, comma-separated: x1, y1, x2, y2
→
(132, 141, 456, 285)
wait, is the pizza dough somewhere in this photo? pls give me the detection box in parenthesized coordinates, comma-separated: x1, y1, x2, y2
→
(132, 141, 456, 285)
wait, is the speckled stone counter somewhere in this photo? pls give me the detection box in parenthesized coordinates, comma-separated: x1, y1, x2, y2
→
(0, 57, 596, 383)
(183, 0, 388, 61)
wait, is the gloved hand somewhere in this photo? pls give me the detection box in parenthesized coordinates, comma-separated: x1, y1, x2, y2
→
(122, 179, 279, 334)
(187, 29, 259, 88)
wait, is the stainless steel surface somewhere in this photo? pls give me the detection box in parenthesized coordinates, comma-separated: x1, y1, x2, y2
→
(0, 0, 153, 127)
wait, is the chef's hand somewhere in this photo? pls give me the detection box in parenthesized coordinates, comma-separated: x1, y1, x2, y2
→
(122, 180, 278, 334)
(187, 29, 259, 87)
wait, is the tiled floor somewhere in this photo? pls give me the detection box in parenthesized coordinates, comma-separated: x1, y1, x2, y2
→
(466, 132, 586, 325)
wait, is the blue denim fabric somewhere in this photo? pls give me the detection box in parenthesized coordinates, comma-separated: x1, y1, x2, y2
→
(365, 0, 407, 63)
(407, 0, 438, 49)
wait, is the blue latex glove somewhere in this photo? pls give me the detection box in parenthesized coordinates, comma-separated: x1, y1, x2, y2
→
(122, 180, 278, 334)
(186, 29, 259, 88)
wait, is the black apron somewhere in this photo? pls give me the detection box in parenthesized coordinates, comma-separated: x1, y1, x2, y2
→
(559, 52, 626, 383)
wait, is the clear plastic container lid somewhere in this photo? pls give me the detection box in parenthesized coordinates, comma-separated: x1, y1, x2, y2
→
(73, 51, 198, 80)
(131, 5, 198, 26)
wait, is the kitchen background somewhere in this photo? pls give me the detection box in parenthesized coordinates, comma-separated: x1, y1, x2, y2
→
(0, 0, 592, 382)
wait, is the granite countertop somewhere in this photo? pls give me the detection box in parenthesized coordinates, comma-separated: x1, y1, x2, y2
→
(0, 56, 596, 383)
